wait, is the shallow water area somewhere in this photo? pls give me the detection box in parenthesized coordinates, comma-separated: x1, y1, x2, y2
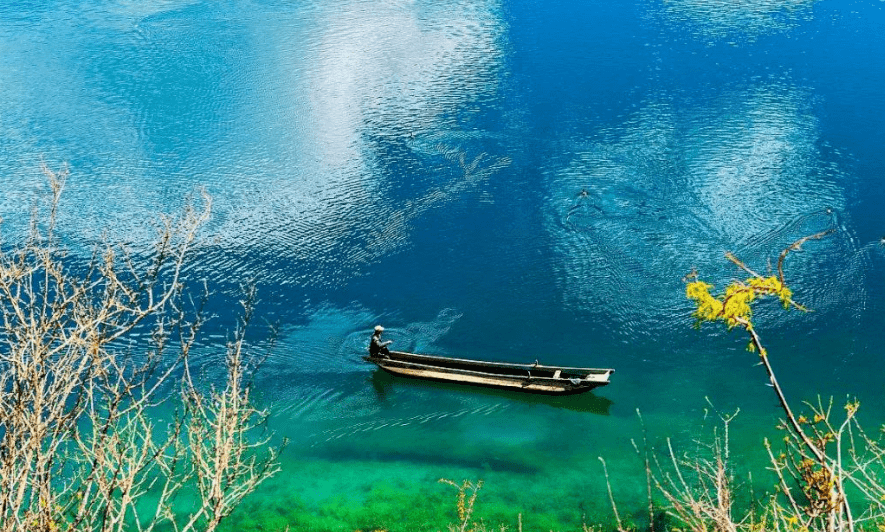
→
(2, 0, 885, 529)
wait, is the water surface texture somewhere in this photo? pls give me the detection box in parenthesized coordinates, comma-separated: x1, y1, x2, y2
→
(2, 0, 884, 529)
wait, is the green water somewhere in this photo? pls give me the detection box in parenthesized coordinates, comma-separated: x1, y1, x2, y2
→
(217, 405, 788, 531)
(224, 364, 812, 531)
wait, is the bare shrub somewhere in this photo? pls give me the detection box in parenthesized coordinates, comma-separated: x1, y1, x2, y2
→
(0, 165, 280, 532)
(643, 403, 745, 532)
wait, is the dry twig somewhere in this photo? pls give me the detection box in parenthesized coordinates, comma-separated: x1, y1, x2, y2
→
(0, 166, 279, 532)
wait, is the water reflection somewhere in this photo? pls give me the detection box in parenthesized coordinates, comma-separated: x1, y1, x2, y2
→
(691, 86, 833, 237)
(277, 368, 613, 474)
(648, 0, 816, 41)
(360, 149, 511, 260)
(0, 0, 509, 294)
(195, 0, 510, 289)
(546, 82, 862, 339)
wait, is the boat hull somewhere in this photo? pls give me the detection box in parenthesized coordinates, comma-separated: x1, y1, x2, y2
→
(364, 351, 613, 395)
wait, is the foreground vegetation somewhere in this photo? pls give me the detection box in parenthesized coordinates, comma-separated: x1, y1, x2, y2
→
(672, 232, 884, 532)
(0, 166, 279, 532)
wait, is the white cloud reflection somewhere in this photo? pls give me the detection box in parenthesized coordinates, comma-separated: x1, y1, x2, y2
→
(547, 81, 860, 338)
(196, 0, 509, 287)
(649, 0, 816, 41)
(0, 0, 508, 289)
(689, 85, 843, 243)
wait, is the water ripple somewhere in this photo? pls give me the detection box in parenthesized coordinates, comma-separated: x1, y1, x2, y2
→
(546, 83, 861, 340)
(646, 0, 816, 42)
(0, 0, 510, 299)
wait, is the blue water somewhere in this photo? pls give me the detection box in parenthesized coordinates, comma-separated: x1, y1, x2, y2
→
(2, 0, 884, 529)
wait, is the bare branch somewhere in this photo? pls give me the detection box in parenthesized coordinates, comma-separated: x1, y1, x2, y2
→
(0, 167, 275, 532)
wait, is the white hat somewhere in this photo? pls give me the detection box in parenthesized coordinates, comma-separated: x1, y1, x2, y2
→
(374, 325, 384, 332)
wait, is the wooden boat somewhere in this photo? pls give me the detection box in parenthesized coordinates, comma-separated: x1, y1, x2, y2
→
(363, 350, 614, 395)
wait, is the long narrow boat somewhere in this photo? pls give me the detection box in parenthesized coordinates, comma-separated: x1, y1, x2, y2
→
(363, 350, 614, 395)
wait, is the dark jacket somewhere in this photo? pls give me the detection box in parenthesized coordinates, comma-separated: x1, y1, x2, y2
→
(369, 333, 389, 356)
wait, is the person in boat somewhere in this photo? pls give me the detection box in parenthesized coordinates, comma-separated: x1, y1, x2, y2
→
(369, 325, 392, 358)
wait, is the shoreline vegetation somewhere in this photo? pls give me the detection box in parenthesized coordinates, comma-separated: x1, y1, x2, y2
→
(0, 167, 280, 532)
(4, 170, 883, 531)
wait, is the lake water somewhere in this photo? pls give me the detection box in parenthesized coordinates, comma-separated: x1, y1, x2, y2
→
(2, 0, 884, 530)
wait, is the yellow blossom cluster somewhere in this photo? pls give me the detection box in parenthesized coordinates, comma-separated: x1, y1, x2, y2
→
(686, 275, 793, 331)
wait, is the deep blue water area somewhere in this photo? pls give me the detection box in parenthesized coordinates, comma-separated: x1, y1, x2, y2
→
(2, 0, 884, 529)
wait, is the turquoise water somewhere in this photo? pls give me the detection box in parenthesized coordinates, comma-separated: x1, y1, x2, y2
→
(2, 0, 885, 529)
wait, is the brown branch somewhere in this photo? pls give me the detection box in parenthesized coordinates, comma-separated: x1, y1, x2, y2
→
(599, 457, 629, 532)
(0, 168, 274, 532)
(736, 317, 853, 532)
(724, 252, 763, 278)
(777, 230, 834, 285)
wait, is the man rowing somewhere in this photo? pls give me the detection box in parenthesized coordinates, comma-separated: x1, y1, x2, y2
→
(369, 325, 392, 358)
